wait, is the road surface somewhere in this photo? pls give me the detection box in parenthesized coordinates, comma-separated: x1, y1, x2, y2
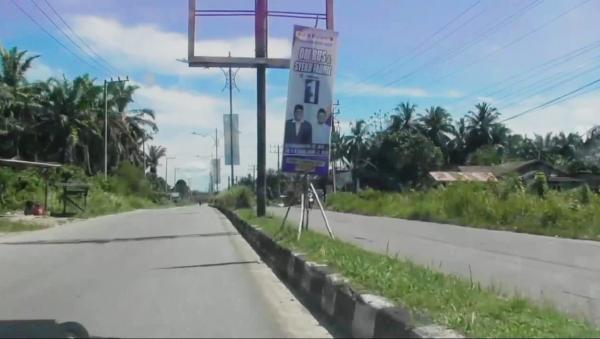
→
(269, 206, 600, 324)
(0, 206, 331, 338)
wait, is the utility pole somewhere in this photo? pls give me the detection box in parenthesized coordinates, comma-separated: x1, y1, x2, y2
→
(222, 52, 239, 191)
(192, 130, 220, 193)
(165, 156, 175, 192)
(103, 76, 129, 180)
(214, 127, 219, 193)
(255, 0, 267, 216)
(332, 99, 340, 193)
(269, 144, 281, 172)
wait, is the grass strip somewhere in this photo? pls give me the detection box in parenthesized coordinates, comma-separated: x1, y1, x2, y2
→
(237, 208, 600, 338)
(0, 219, 48, 232)
(326, 185, 600, 241)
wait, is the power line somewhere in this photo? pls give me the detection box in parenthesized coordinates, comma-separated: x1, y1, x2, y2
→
(424, 0, 592, 86)
(501, 76, 600, 122)
(418, 0, 545, 87)
(348, 0, 481, 88)
(382, 0, 545, 88)
(41, 0, 120, 74)
(28, 0, 109, 74)
(446, 38, 600, 105)
(11, 0, 102, 73)
(495, 56, 600, 105)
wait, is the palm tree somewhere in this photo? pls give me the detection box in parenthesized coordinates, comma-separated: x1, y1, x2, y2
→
(36, 76, 100, 170)
(388, 101, 417, 133)
(466, 102, 501, 152)
(533, 133, 555, 162)
(0, 46, 40, 157)
(147, 145, 166, 175)
(418, 106, 453, 148)
(343, 120, 369, 192)
(552, 132, 583, 161)
(448, 118, 469, 165)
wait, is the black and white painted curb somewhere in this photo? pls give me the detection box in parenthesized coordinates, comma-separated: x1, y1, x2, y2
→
(216, 206, 463, 339)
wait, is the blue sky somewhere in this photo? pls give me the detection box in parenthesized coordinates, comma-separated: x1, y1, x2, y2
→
(2, 0, 600, 190)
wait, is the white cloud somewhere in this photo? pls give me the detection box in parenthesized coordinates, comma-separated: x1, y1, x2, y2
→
(502, 93, 600, 136)
(339, 81, 430, 97)
(27, 60, 62, 81)
(133, 82, 227, 128)
(71, 15, 291, 79)
(445, 90, 463, 98)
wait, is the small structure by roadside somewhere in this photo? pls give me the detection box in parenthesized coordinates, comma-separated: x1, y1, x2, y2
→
(458, 160, 587, 190)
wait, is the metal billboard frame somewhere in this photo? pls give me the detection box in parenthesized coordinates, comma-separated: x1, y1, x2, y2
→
(187, 0, 334, 217)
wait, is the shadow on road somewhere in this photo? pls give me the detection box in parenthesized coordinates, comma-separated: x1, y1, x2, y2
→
(0, 231, 239, 245)
(0, 319, 95, 338)
(156, 260, 260, 270)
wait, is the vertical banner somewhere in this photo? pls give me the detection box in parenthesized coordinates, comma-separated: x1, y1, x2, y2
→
(223, 114, 240, 165)
(211, 158, 220, 185)
(282, 25, 339, 176)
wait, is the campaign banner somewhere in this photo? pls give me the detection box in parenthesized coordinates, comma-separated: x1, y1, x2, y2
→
(223, 114, 240, 165)
(282, 25, 339, 176)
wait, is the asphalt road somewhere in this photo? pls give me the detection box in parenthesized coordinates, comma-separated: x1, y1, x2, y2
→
(269, 206, 600, 324)
(0, 206, 331, 338)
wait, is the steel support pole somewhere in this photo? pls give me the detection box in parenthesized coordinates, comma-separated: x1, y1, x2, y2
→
(165, 157, 168, 192)
(228, 54, 235, 190)
(255, 0, 268, 216)
(326, 0, 334, 30)
(215, 128, 219, 193)
(104, 80, 108, 180)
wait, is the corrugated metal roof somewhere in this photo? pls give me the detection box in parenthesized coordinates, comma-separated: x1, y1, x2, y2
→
(429, 171, 497, 182)
(0, 158, 62, 169)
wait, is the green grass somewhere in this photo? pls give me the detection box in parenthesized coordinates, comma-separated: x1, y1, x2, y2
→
(326, 184, 600, 241)
(237, 208, 600, 338)
(0, 219, 48, 232)
(78, 188, 161, 218)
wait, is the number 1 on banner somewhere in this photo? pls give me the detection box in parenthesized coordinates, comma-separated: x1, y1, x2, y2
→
(304, 79, 320, 104)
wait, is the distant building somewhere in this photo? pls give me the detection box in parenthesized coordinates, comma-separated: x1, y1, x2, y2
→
(458, 160, 586, 190)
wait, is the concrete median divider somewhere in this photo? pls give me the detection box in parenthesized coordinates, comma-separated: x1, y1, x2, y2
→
(216, 206, 463, 339)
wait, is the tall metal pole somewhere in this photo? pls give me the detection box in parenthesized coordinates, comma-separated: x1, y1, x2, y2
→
(104, 80, 108, 180)
(142, 137, 146, 175)
(255, 0, 268, 216)
(165, 156, 168, 192)
(165, 156, 175, 192)
(215, 128, 219, 193)
(228, 52, 235, 190)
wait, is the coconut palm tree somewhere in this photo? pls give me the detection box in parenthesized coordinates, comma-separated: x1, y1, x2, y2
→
(466, 102, 501, 152)
(388, 101, 417, 133)
(418, 106, 453, 148)
(448, 118, 469, 165)
(343, 120, 370, 192)
(147, 145, 166, 175)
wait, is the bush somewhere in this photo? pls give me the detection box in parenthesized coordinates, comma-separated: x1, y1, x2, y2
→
(0, 162, 165, 216)
(214, 186, 255, 209)
(326, 181, 600, 241)
(529, 172, 549, 198)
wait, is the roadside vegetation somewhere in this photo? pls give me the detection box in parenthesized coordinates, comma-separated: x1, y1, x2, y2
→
(326, 179, 600, 241)
(213, 185, 255, 210)
(236, 208, 600, 338)
(0, 45, 184, 222)
(0, 218, 47, 232)
(330, 102, 600, 193)
(0, 163, 170, 219)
